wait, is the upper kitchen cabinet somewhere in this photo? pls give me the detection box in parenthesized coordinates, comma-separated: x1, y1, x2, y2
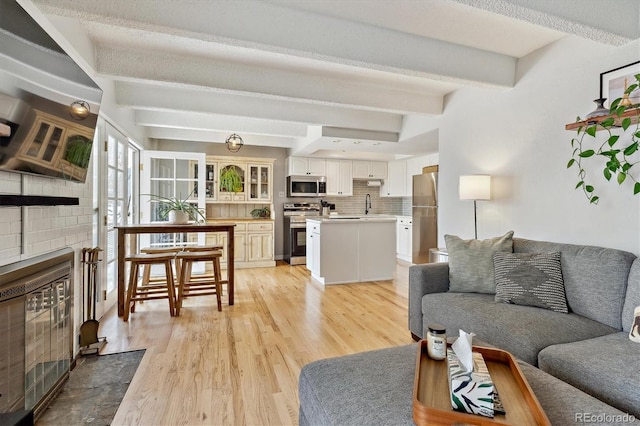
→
(325, 159, 353, 196)
(206, 156, 274, 203)
(248, 163, 272, 201)
(352, 160, 387, 179)
(381, 161, 407, 197)
(286, 156, 326, 176)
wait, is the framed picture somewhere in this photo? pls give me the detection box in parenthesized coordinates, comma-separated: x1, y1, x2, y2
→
(600, 61, 640, 105)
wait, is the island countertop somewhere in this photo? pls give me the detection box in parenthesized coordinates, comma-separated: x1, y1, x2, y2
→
(306, 214, 396, 223)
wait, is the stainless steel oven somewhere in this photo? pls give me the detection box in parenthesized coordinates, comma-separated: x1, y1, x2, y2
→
(283, 202, 319, 265)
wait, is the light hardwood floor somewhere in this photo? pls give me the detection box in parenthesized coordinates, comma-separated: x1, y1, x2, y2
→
(93, 261, 414, 425)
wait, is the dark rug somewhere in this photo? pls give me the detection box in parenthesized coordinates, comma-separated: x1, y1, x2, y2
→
(36, 350, 145, 426)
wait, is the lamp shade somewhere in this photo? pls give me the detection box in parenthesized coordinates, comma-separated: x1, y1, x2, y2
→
(459, 175, 491, 200)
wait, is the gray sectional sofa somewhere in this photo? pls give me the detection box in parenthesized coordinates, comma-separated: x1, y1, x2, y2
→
(298, 237, 640, 425)
(409, 237, 640, 419)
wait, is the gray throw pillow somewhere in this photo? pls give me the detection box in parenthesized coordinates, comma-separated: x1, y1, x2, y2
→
(493, 251, 569, 313)
(445, 231, 514, 294)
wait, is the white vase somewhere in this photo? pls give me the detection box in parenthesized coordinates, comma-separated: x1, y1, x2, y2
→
(168, 210, 189, 224)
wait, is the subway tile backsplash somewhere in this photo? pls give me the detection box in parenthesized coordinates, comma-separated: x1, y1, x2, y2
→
(322, 181, 411, 215)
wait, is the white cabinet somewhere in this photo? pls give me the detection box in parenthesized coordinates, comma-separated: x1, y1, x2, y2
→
(286, 157, 326, 176)
(352, 160, 387, 179)
(397, 216, 412, 262)
(205, 221, 274, 269)
(381, 161, 407, 197)
(307, 221, 321, 275)
(246, 222, 274, 262)
(325, 159, 353, 196)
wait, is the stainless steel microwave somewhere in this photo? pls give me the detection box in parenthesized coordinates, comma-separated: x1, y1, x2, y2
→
(287, 175, 327, 197)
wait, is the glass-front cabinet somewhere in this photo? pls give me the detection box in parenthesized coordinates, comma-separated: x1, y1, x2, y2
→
(248, 163, 271, 201)
(218, 162, 246, 202)
(205, 163, 216, 201)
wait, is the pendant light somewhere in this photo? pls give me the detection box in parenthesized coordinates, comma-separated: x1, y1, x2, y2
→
(225, 133, 244, 153)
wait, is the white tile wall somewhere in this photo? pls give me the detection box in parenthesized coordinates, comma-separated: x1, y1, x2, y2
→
(0, 170, 93, 267)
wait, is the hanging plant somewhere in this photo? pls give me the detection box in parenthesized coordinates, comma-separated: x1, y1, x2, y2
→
(568, 74, 640, 204)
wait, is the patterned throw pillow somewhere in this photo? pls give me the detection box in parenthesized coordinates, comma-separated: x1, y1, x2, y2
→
(493, 251, 568, 313)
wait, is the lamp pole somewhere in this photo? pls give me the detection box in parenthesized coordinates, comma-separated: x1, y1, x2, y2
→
(473, 199, 478, 240)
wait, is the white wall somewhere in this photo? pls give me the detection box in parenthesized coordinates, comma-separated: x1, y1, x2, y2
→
(438, 36, 640, 254)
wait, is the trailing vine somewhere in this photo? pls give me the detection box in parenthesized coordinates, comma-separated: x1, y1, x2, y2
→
(568, 74, 640, 204)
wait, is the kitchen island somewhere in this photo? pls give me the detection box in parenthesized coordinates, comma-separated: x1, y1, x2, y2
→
(306, 215, 396, 285)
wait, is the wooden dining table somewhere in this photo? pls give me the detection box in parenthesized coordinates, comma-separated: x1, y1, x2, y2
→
(115, 222, 236, 317)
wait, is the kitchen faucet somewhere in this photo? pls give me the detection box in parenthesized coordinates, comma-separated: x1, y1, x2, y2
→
(365, 193, 371, 215)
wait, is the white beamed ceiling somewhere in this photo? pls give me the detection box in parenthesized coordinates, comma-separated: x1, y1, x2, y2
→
(25, 0, 640, 160)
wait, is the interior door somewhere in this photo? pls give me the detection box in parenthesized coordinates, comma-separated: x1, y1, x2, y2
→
(94, 122, 139, 318)
(140, 150, 206, 248)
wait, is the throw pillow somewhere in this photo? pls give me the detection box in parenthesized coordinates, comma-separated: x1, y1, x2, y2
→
(445, 231, 514, 294)
(493, 251, 568, 313)
(630, 306, 640, 343)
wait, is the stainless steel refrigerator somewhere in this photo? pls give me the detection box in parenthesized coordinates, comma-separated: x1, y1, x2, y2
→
(412, 172, 438, 264)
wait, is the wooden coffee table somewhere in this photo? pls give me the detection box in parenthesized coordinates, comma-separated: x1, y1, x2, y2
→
(413, 340, 550, 425)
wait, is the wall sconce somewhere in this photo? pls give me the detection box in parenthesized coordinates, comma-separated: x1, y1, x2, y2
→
(69, 101, 90, 120)
(459, 174, 491, 239)
(225, 133, 244, 153)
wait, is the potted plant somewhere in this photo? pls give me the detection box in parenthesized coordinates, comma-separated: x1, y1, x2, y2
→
(148, 188, 206, 223)
(568, 73, 640, 204)
(220, 165, 243, 193)
(64, 135, 93, 168)
(250, 207, 270, 218)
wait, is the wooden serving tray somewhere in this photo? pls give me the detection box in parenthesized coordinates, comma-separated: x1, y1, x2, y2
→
(413, 340, 550, 425)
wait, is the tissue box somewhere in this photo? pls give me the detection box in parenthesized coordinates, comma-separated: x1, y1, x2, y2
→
(447, 348, 495, 418)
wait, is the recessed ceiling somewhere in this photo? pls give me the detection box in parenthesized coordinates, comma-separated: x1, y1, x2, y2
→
(24, 0, 640, 160)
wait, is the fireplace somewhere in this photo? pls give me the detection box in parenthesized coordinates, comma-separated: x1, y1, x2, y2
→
(0, 248, 74, 422)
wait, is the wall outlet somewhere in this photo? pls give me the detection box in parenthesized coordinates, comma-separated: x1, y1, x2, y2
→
(278, 191, 285, 198)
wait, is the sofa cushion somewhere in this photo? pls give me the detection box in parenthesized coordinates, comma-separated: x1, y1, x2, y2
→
(513, 238, 635, 329)
(516, 360, 635, 426)
(421, 292, 617, 365)
(445, 231, 513, 294)
(493, 251, 568, 313)
(622, 258, 640, 333)
(538, 332, 640, 419)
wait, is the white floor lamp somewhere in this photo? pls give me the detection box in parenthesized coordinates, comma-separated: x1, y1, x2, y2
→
(459, 175, 491, 239)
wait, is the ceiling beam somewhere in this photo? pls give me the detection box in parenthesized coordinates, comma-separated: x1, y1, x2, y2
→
(145, 127, 296, 148)
(115, 82, 404, 132)
(452, 0, 640, 45)
(34, 0, 517, 88)
(135, 110, 308, 138)
(96, 45, 444, 115)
